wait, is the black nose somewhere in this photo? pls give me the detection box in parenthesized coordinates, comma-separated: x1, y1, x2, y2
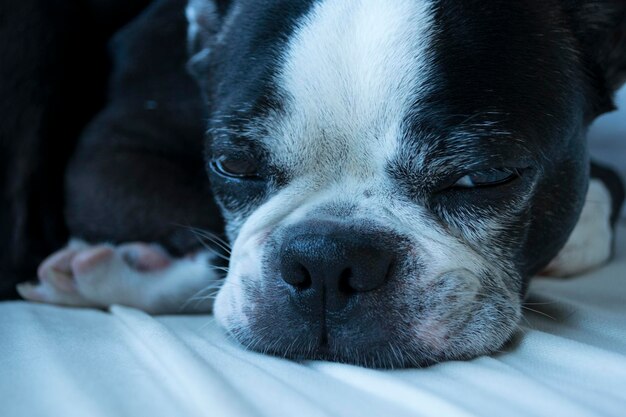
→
(279, 220, 396, 312)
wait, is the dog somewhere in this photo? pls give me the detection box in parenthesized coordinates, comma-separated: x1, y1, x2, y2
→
(4, 0, 626, 367)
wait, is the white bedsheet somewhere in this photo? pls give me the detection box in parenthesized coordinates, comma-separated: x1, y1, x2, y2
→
(2, 91, 625, 417)
(1, 221, 626, 417)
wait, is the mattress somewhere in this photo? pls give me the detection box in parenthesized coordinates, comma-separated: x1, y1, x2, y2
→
(2, 97, 625, 417)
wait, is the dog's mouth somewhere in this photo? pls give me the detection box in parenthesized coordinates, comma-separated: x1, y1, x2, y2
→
(224, 290, 517, 369)
(215, 231, 522, 369)
(225, 303, 433, 368)
(235, 333, 443, 369)
(223, 295, 519, 368)
(211, 200, 525, 368)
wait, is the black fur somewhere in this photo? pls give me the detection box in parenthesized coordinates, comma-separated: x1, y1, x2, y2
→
(64, 0, 223, 257)
(1, 0, 625, 308)
(0, 0, 152, 298)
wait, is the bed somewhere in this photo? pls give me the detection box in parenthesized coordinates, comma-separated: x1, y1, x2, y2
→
(2, 90, 625, 417)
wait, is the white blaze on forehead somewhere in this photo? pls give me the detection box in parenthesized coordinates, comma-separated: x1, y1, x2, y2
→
(270, 0, 436, 177)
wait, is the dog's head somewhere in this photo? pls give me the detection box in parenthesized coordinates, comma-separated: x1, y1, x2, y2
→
(187, 0, 626, 367)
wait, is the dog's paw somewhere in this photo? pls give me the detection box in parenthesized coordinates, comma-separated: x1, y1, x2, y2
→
(17, 241, 222, 314)
(542, 179, 614, 277)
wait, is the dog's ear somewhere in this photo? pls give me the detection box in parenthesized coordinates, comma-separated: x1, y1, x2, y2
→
(562, 0, 626, 115)
(185, 0, 232, 79)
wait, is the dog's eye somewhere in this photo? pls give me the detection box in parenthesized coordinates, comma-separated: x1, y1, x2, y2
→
(452, 168, 521, 188)
(211, 156, 260, 179)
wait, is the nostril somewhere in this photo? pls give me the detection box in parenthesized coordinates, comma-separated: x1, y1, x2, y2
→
(284, 263, 313, 290)
(338, 268, 354, 294)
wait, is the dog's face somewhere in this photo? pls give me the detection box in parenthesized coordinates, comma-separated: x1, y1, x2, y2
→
(187, 0, 626, 366)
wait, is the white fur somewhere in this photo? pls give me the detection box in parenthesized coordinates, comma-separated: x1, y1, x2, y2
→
(19, 242, 220, 314)
(264, 0, 435, 178)
(185, 0, 204, 45)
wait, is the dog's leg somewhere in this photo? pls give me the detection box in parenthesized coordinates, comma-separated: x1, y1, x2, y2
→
(62, 0, 223, 257)
(14, 0, 227, 312)
(543, 163, 625, 277)
(17, 241, 223, 314)
(0, 0, 161, 300)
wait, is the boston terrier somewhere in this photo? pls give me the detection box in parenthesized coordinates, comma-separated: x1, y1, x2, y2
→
(7, 0, 626, 367)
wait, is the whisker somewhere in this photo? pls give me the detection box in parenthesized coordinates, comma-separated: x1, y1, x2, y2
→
(180, 274, 229, 310)
(521, 305, 557, 321)
(179, 279, 227, 312)
(192, 234, 231, 262)
(207, 265, 230, 273)
(185, 226, 232, 254)
(172, 223, 232, 258)
(517, 314, 534, 330)
(522, 301, 559, 306)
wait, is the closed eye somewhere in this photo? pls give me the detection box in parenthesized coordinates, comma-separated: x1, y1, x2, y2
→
(211, 156, 260, 179)
(451, 168, 523, 189)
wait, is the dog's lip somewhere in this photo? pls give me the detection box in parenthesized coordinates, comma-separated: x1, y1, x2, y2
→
(259, 340, 435, 368)
(250, 319, 405, 364)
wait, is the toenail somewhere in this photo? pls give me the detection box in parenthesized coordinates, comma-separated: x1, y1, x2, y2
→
(122, 250, 140, 269)
(48, 271, 76, 293)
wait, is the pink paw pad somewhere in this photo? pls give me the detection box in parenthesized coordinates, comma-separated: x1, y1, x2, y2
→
(118, 243, 172, 272)
(37, 248, 79, 282)
(70, 246, 116, 276)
